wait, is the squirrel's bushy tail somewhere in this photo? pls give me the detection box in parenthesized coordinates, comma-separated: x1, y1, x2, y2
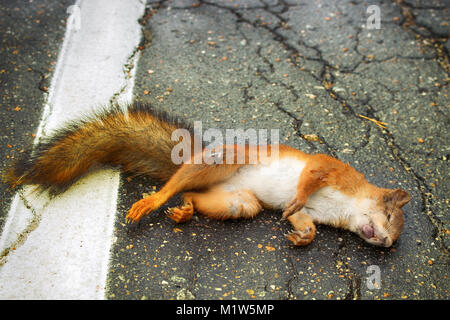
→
(3, 102, 192, 194)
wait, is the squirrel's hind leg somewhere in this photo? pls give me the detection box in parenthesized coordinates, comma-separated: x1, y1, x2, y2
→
(166, 194, 195, 223)
(167, 186, 262, 222)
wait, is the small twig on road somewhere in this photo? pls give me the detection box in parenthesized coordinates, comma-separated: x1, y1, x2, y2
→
(358, 114, 387, 129)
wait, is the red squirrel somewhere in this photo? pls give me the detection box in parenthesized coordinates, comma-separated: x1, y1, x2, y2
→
(4, 102, 410, 247)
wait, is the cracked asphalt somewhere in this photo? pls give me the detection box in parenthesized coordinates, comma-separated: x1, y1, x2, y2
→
(1, 0, 449, 300)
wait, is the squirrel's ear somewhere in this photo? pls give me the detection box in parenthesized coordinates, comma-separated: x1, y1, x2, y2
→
(383, 189, 410, 208)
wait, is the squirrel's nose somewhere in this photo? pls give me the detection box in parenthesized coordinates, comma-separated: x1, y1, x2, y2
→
(382, 236, 391, 247)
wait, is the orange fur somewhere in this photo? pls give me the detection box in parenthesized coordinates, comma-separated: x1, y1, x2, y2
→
(125, 145, 366, 222)
(187, 187, 262, 220)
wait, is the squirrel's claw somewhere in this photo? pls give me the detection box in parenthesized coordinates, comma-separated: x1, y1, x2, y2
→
(285, 228, 315, 246)
(282, 196, 305, 220)
(165, 207, 174, 218)
(165, 203, 194, 223)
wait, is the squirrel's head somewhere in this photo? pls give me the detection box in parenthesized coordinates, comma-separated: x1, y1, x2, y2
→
(353, 188, 410, 247)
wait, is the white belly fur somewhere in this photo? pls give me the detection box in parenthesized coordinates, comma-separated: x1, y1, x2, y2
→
(221, 157, 306, 209)
(220, 158, 363, 225)
(303, 186, 354, 224)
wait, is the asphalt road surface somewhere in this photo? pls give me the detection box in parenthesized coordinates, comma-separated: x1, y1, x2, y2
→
(0, 0, 448, 300)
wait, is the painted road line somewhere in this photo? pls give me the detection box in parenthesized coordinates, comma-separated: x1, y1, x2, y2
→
(0, 0, 145, 299)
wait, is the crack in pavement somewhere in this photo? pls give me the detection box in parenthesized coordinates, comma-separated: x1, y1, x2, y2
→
(109, 3, 157, 107)
(378, 124, 449, 254)
(394, 0, 450, 73)
(0, 189, 50, 266)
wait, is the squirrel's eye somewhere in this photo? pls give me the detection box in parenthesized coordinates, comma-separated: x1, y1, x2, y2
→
(387, 214, 391, 222)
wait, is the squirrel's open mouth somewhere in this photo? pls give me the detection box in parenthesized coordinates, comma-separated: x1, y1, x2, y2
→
(360, 224, 390, 247)
(362, 224, 374, 239)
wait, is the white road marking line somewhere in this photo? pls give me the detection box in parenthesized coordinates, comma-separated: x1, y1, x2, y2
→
(0, 0, 145, 299)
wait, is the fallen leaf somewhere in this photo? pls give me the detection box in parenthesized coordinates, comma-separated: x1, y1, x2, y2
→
(304, 134, 320, 142)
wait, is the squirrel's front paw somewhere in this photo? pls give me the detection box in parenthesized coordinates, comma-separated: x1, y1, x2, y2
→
(285, 226, 315, 246)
